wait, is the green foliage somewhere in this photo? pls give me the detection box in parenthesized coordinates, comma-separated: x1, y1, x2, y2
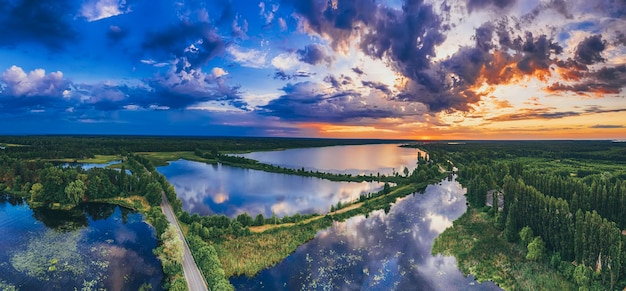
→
(186, 234, 233, 291)
(519, 226, 534, 247)
(145, 181, 163, 206)
(526, 236, 546, 261)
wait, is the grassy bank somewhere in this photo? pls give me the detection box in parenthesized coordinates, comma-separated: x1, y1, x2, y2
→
(432, 208, 575, 290)
(216, 217, 333, 277)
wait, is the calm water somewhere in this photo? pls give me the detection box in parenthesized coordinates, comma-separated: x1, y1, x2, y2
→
(63, 160, 122, 170)
(238, 144, 425, 176)
(0, 196, 163, 291)
(231, 177, 501, 291)
(157, 160, 385, 218)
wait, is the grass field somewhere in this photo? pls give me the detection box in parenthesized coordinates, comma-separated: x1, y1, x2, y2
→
(45, 155, 121, 164)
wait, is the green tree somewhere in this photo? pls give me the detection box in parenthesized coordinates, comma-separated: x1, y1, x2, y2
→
(526, 236, 546, 261)
(30, 182, 43, 202)
(573, 264, 591, 289)
(156, 225, 184, 276)
(253, 213, 265, 226)
(519, 226, 534, 247)
(236, 213, 253, 227)
(169, 278, 187, 291)
(65, 180, 86, 205)
(145, 182, 162, 206)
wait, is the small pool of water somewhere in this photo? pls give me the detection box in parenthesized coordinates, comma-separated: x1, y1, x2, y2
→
(0, 196, 163, 290)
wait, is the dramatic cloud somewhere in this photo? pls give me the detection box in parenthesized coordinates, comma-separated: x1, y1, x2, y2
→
(548, 65, 626, 95)
(1, 66, 68, 97)
(142, 22, 225, 70)
(80, 0, 130, 22)
(466, 0, 517, 13)
(145, 65, 246, 109)
(0, 0, 77, 49)
(575, 35, 607, 65)
(260, 81, 426, 122)
(297, 44, 331, 65)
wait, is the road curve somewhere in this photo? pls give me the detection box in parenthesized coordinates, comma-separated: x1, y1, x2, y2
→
(161, 193, 209, 291)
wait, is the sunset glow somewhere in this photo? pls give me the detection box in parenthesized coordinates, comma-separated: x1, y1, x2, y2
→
(0, 0, 624, 139)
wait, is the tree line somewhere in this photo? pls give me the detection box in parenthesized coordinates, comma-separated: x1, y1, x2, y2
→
(445, 141, 626, 290)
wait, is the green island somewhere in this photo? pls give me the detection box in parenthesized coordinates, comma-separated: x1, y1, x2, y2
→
(2, 136, 625, 290)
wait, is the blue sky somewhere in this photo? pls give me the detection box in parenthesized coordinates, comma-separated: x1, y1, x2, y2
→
(1, 0, 625, 139)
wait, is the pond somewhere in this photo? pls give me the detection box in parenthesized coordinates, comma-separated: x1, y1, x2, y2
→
(231, 177, 501, 290)
(237, 144, 425, 176)
(0, 196, 163, 291)
(157, 160, 385, 218)
(63, 160, 122, 170)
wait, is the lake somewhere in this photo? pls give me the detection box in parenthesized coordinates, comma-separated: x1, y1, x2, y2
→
(238, 144, 425, 176)
(231, 177, 501, 290)
(157, 160, 385, 218)
(0, 196, 163, 291)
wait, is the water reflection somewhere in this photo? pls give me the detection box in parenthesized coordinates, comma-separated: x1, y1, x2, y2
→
(231, 178, 501, 290)
(238, 144, 425, 176)
(0, 198, 163, 290)
(157, 160, 385, 218)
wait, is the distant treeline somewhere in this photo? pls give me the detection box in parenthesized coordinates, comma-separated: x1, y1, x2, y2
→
(0, 135, 409, 160)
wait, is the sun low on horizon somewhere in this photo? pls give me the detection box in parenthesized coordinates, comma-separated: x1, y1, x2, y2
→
(0, 0, 625, 140)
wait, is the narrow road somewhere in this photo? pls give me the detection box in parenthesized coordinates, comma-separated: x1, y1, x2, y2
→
(161, 193, 209, 291)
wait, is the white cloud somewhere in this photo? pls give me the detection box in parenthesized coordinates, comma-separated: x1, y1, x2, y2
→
(81, 0, 130, 22)
(140, 59, 169, 67)
(271, 52, 300, 70)
(1, 65, 68, 97)
(211, 67, 228, 78)
(226, 46, 267, 68)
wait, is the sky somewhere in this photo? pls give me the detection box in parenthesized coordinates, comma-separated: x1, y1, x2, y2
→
(0, 0, 625, 139)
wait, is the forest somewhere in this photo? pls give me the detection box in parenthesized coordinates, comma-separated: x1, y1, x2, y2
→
(424, 141, 626, 290)
(3, 136, 624, 290)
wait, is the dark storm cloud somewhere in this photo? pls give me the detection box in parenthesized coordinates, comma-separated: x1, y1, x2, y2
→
(575, 35, 607, 65)
(142, 22, 226, 70)
(324, 74, 353, 88)
(284, 0, 490, 113)
(0, 0, 77, 50)
(143, 69, 246, 110)
(487, 108, 580, 121)
(352, 67, 365, 75)
(466, 0, 517, 13)
(548, 65, 626, 95)
(273, 70, 315, 81)
(260, 82, 419, 122)
(488, 106, 626, 122)
(496, 31, 563, 74)
(297, 44, 331, 65)
(590, 124, 624, 129)
(361, 81, 391, 95)
(443, 23, 494, 85)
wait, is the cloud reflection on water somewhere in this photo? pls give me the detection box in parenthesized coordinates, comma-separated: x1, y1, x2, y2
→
(158, 160, 385, 218)
(231, 177, 501, 291)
